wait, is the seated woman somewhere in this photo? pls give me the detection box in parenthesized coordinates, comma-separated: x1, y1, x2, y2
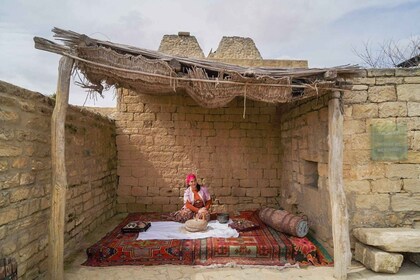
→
(171, 173, 212, 223)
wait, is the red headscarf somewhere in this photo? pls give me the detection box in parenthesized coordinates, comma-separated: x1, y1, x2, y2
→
(185, 173, 197, 185)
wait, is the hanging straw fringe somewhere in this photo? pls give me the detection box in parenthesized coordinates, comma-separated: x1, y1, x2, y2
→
(243, 84, 247, 119)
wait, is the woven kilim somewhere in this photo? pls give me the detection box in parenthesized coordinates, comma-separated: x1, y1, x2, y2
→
(83, 211, 332, 267)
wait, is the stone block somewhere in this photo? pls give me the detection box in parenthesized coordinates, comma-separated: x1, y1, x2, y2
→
(0, 208, 19, 226)
(395, 68, 420, 76)
(404, 77, 420, 83)
(403, 178, 420, 193)
(391, 194, 420, 211)
(408, 102, 420, 117)
(0, 146, 22, 157)
(375, 77, 403, 85)
(378, 102, 407, 117)
(344, 180, 371, 194)
(352, 85, 369, 91)
(352, 104, 379, 118)
(349, 164, 385, 180)
(397, 84, 420, 102)
(20, 173, 35, 185)
(354, 241, 403, 273)
(10, 187, 31, 202)
(353, 228, 420, 252)
(386, 164, 419, 179)
(0, 110, 20, 122)
(368, 86, 396, 102)
(343, 120, 366, 134)
(343, 91, 368, 104)
(367, 69, 395, 77)
(371, 179, 402, 193)
(355, 194, 390, 211)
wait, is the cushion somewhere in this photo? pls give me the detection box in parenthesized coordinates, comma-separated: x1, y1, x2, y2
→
(229, 218, 259, 232)
(258, 207, 308, 237)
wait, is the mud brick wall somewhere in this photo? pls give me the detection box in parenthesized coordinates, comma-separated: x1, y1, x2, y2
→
(115, 89, 283, 214)
(342, 68, 420, 239)
(0, 81, 117, 279)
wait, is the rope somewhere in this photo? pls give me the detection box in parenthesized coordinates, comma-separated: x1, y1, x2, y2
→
(243, 84, 247, 119)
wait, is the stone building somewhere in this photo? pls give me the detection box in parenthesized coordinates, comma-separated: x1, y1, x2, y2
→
(1, 28, 419, 279)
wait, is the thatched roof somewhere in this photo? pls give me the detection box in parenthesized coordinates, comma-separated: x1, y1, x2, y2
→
(34, 28, 361, 108)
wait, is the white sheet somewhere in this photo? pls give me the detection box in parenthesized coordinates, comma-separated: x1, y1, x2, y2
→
(136, 220, 239, 240)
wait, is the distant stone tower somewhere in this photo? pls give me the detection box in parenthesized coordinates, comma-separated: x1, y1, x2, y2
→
(158, 32, 205, 59)
(208, 36, 262, 59)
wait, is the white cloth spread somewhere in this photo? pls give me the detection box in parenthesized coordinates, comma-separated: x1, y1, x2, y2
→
(136, 220, 239, 240)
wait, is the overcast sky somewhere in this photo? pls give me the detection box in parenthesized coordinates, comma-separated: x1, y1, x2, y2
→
(1, 0, 419, 107)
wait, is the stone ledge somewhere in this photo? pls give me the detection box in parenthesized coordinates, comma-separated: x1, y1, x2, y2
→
(353, 228, 420, 252)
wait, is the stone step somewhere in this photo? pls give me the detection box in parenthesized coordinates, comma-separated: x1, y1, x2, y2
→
(354, 241, 404, 274)
(353, 228, 420, 252)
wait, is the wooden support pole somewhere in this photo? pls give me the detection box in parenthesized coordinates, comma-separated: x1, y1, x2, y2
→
(48, 56, 73, 280)
(328, 91, 351, 280)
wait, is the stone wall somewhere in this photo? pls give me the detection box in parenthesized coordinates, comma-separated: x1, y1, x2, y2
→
(277, 94, 332, 251)
(0, 81, 118, 279)
(115, 88, 282, 213)
(342, 68, 420, 239)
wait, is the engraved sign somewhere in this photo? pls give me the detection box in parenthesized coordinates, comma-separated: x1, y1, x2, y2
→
(371, 123, 407, 161)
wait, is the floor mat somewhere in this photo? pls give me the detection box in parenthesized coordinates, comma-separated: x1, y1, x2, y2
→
(82, 211, 332, 267)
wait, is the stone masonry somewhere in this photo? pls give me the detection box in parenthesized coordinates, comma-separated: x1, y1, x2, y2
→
(342, 68, 420, 241)
(277, 93, 332, 251)
(0, 81, 117, 279)
(158, 32, 205, 59)
(208, 36, 262, 59)
(115, 88, 282, 214)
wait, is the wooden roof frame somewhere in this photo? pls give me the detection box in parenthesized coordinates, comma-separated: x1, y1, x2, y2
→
(34, 28, 352, 280)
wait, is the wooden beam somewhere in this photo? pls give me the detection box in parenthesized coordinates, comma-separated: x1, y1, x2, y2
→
(48, 56, 73, 280)
(328, 91, 351, 280)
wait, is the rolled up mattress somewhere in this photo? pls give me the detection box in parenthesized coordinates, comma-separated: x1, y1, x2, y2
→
(259, 207, 309, 237)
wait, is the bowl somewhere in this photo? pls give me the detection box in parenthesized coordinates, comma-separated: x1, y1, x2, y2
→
(217, 213, 229, 224)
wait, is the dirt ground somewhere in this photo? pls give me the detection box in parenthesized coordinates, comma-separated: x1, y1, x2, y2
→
(64, 214, 420, 280)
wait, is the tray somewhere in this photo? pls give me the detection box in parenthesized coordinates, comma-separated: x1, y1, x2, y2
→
(121, 221, 151, 233)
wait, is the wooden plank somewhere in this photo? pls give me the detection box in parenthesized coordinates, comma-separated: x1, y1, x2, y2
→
(328, 91, 351, 280)
(48, 56, 73, 280)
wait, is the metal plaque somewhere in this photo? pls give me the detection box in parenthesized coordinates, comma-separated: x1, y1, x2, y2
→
(371, 123, 407, 161)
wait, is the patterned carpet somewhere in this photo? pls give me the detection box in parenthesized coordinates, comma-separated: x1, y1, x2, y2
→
(83, 211, 332, 267)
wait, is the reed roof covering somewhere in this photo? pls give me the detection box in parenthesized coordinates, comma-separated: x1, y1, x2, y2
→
(34, 28, 361, 108)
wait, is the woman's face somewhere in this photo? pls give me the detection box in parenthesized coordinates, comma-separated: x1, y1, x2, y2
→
(189, 178, 197, 189)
